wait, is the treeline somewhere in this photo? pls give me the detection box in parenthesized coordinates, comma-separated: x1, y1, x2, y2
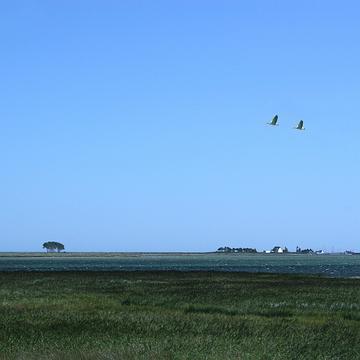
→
(217, 247, 257, 253)
(296, 247, 314, 254)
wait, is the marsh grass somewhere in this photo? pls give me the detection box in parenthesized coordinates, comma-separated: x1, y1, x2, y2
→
(0, 271, 359, 359)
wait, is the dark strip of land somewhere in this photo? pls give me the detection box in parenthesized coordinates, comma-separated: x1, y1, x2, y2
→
(0, 271, 359, 359)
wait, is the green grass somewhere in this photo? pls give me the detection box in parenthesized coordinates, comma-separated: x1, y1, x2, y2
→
(0, 271, 359, 359)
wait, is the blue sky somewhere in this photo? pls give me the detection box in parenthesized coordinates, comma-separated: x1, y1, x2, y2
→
(1, 1, 359, 252)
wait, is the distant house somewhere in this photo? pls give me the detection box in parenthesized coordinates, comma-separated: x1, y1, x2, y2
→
(271, 246, 284, 254)
(315, 250, 325, 255)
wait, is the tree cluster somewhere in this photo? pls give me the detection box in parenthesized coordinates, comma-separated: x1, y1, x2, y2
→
(42, 242, 65, 253)
(217, 247, 257, 253)
(296, 246, 314, 254)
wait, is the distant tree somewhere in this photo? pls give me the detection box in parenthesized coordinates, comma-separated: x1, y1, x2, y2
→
(300, 248, 314, 254)
(216, 247, 257, 253)
(242, 248, 257, 253)
(296, 246, 301, 253)
(42, 242, 65, 253)
(283, 247, 289, 253)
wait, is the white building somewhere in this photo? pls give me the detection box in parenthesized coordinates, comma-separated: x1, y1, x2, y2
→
(272, 246, 284, 253)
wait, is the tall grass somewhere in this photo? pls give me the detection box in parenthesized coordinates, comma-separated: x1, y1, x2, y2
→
(0, 271, 359, 359)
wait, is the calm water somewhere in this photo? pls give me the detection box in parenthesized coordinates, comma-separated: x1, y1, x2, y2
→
(0, 253, 360, 277)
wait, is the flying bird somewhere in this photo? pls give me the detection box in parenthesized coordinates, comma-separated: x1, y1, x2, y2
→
(267, 115, 279, 126)
(294, 120, 305, 130)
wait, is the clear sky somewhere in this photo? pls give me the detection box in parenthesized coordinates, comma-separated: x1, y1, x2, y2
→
(1, 1, 359, 252)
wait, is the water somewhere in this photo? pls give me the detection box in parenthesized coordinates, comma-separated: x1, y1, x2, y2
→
(0, 253, 360, 277)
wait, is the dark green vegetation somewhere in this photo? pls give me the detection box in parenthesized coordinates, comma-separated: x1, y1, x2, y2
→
(42, 242, 65, 253)
(217, 247, 257, 253)
(0, 272, 359, 359)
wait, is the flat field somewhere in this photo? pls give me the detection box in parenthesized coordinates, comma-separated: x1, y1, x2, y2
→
(0, 271, 359, 359)
(1, 253, 360, 277)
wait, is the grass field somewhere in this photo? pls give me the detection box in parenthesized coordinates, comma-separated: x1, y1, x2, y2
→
(0, 271, 359, 359)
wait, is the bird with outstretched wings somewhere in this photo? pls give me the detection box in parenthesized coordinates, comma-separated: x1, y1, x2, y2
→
(294, 120, 305, 130)
(267, 115, 279, 126)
